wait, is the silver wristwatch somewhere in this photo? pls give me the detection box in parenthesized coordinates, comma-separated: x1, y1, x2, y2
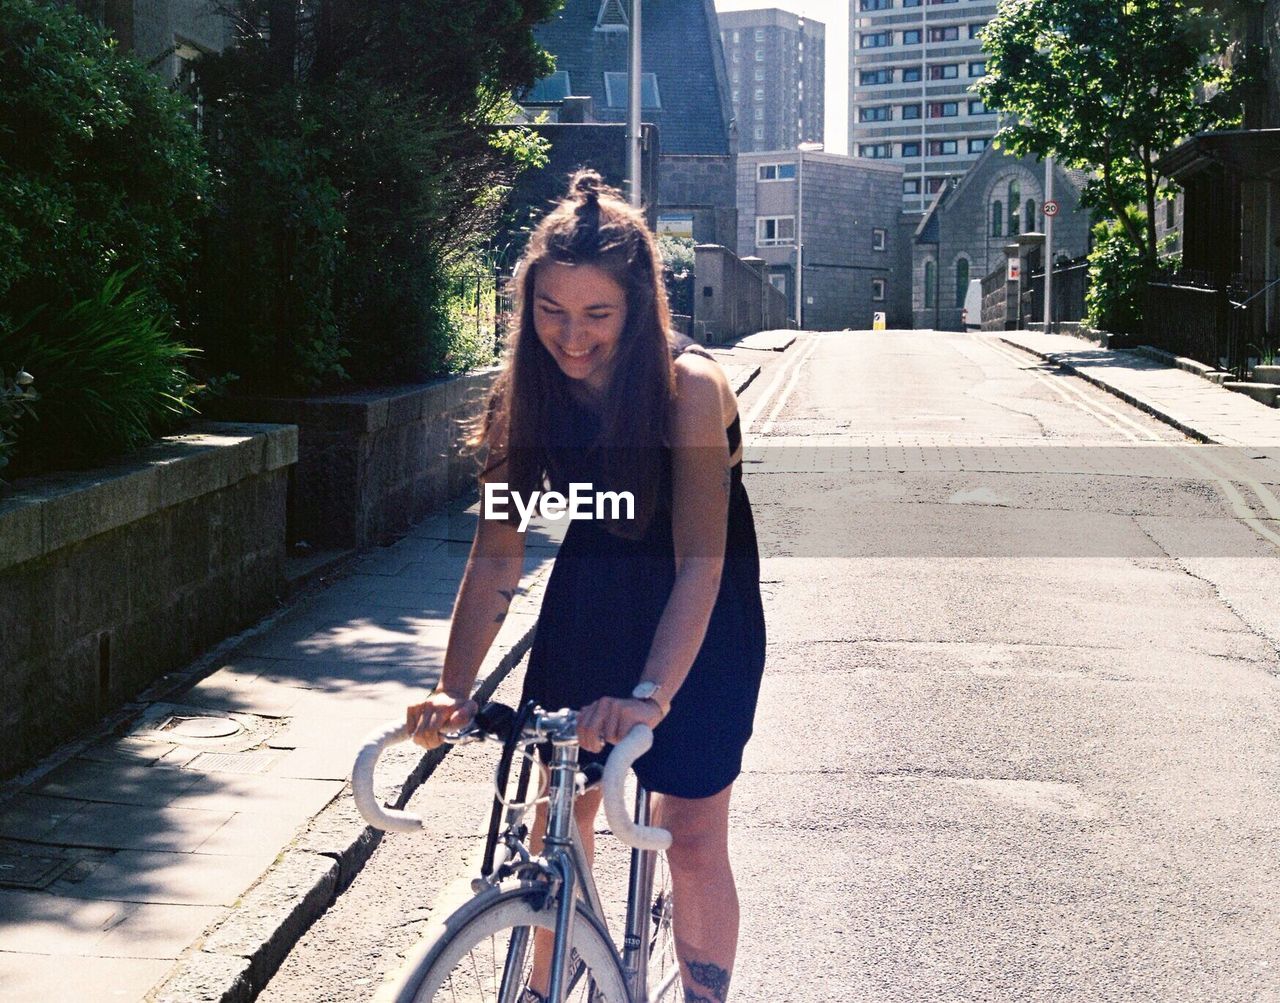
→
(631, 681, 670, 719)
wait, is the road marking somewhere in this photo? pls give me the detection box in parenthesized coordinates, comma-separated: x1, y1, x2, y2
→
(747, 334, 824, 440)
(981, 335, 1280, 549)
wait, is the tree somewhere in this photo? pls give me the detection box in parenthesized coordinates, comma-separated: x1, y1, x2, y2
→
(975, 0, 1242, 267)
(192, 0, 557, 390)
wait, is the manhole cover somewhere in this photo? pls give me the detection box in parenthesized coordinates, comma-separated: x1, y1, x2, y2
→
(0, 850, 74, 890)
(160, 715, 242, 739)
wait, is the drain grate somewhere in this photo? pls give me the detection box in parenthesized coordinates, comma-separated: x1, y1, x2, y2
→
(184, 750, 282, 774)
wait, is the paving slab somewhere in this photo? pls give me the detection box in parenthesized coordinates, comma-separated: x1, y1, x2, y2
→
(733, 329, 798, 352)
(0, 953, 173, 1003)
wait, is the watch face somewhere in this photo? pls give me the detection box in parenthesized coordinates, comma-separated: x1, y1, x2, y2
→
(632, 682, 660, 700)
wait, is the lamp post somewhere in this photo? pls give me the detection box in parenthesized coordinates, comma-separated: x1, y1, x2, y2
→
(627, 0, 643, 207)
(795, 140, 824, 328)
(1043, 155, 1054, 332)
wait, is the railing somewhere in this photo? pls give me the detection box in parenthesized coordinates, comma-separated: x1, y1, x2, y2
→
(1027, 255, 1089, 324)
(1143, 271, 1267, 376)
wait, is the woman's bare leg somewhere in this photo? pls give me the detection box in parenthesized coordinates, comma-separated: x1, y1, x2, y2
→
(657, 785, 737, 1002)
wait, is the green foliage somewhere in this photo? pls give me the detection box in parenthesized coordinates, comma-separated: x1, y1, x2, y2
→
(0, 0, 208, 474)
(658, 236, 696, 317)
(192, 0, 556, 392)
(0, 0, 208, 321)
(0, 368, 37, 476)
(1086, 217, 1158, 337)
(976, 0, 1241, 263)
(6, 273, 200, 473)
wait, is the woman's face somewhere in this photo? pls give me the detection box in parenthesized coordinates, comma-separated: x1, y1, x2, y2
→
(532, 261, 628, 394)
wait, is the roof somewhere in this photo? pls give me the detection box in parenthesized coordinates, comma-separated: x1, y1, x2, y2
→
(532, 0, 733, 156)
(1156, 128, 1280, 181)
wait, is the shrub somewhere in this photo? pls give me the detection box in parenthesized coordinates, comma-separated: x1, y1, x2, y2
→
(0, 368, 37, 477)
(0, 0, 208, 473)
(5, 273, 199, 474)
(1086, 216, 1156, 337)
(658, 236, 696, 318)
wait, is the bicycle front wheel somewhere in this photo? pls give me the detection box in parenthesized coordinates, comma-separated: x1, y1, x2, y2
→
(381, 882, 630, 1003)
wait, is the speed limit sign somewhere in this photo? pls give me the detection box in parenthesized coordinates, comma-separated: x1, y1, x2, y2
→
(1043, 199, 1060, 217)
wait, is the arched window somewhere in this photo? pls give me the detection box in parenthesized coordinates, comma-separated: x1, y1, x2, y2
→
(1026, 198, 1036, 231)
(991, 200, 1003, 237)
(954, 258, 969, 308)
(924, 259, 937, 309)
(1008, 180, 1021, 235)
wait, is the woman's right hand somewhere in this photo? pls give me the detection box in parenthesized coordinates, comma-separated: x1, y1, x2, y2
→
(406, 691, 478, 750)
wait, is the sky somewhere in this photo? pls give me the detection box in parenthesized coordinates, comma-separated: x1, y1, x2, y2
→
(713, 0, 850, 155)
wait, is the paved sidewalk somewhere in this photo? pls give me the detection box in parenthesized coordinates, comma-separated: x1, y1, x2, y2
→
(0, 351, 768, 1003)
(999, 330, 1280, 447)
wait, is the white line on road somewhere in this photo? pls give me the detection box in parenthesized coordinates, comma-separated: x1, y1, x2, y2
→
(747, 333, 824, 440)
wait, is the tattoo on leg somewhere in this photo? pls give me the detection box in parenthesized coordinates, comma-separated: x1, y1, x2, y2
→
(684, 991, 713, 1003)
(689, 960, 730, 1002)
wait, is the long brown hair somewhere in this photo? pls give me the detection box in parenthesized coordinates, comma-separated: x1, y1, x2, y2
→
(481, 170, 675, 536)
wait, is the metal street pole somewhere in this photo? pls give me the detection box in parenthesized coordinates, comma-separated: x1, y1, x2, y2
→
(795, 141, 823, 329)
(627, 0, 642, 208)
(1043, 155, 1054, 332)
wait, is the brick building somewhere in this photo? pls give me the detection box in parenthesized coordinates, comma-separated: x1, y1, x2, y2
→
(718, 8, 825, 154)
(737, 149, 909, 329)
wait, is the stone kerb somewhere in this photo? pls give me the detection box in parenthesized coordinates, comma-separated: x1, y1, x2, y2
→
(0, 422, 298, 779)
(210, 370, 500, 549)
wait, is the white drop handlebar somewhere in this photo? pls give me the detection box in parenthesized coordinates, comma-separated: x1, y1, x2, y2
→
(351, 718, 672, 851)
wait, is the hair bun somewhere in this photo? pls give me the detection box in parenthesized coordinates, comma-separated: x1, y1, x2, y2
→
(570, 169, 605, 202)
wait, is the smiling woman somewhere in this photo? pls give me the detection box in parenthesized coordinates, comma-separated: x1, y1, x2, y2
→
(405, 169, 766, 1003)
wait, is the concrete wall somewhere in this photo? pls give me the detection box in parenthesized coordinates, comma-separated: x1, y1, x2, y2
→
(692, 245, 791, 343)
(211, 372, 499, 549)
(659, 154, 739, 247)
(0, 423, 296, 778)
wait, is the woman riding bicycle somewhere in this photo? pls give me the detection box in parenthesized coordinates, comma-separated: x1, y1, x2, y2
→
(407, 170, 766, 1003)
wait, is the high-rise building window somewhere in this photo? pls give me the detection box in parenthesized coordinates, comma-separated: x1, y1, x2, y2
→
(928, 25, 959, 42)
(968, 23, 985, 38)
(754, 88, 765, 101)
(901, 141, 921, 157)
(901, 103, 922, 120)
(861, 31, 892, 48)
(928, 139, 958, 155)
(926, 177, 946, 193)
(861, 68, 893, 85)
(928, 64, 959, 79)
(860, 105, 892, 122)
(754, 106, 764, 120)
(860, 143, 892, 158)
(902, 29, 922, 44)
(903, 0, 921, 7)
(754, 28, 765, 41)
(968, 137, 989, 153)
(902, 66, 922, 82)
(732, 89, 740, 103)
(755, 67, 765, 81)
(968, 99, 992, 115)
(927, 101, 959, 118)
(861, 0, 893, 8)
(755, 48, 765, 61)
(904, 178, 922, 194)
(753, 125, 765, 140)
(873, 228, 887, 251)
(969, 60, 986, 76)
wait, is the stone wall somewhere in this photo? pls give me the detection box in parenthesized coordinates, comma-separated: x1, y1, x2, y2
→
(659, 154, 739, 247)
(0, 423, 297, 778)
(211, 372, 499, 549)
(693, 244, 791, 342)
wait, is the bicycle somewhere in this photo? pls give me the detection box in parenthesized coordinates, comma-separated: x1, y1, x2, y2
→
(352, 700, 683, 1003)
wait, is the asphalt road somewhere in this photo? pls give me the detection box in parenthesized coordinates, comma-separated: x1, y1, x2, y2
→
(261, 330, 1280, 1002)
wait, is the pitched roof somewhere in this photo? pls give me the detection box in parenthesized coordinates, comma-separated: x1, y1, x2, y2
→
(532, 0, 733, 156)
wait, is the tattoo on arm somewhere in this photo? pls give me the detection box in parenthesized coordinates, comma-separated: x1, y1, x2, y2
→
(494, 588, 518, 625)
(689, 961, 730, 1002)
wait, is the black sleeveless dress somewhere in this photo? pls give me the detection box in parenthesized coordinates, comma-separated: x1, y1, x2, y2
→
(520, 341, 767, 799)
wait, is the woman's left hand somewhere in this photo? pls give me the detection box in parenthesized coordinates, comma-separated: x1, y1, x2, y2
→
(577, 697, 665, 754)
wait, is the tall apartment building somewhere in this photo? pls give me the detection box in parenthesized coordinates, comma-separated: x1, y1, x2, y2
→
(849, 0, 999, 210)
(719, 9, 824, 154)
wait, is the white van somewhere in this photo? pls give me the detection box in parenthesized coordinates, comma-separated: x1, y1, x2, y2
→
(962, 279, 983, 331)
